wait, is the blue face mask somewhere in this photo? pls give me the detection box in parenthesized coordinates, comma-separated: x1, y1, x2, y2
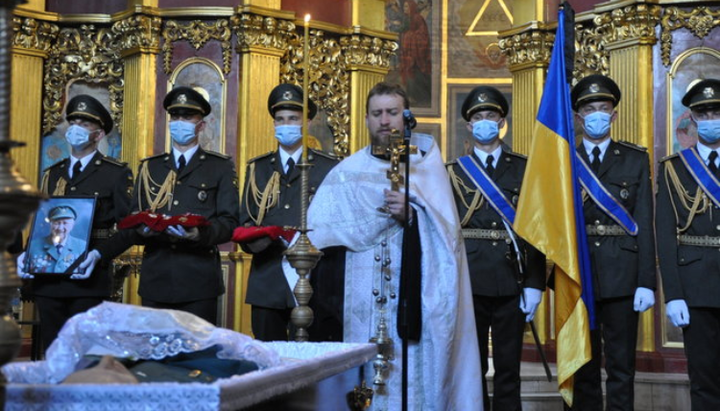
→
(472, 120, 500, 144)
(697, 119, 720, 143)
(582, 111, 612, 140)
(275, 124, 303, 147)
(170, 121, 197, 145)
(65, 124, 93, 150)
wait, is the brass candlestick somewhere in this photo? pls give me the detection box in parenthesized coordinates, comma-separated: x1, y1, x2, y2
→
(0, 0, 45, 407)
(285, 14, 322, 342)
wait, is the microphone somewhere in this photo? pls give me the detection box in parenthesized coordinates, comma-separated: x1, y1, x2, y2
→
(403, 109, 417, 130)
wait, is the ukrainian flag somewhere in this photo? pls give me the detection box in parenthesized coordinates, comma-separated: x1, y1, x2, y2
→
(513, 6, 595, 407)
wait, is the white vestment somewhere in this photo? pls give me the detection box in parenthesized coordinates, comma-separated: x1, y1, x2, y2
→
(302, 134, 483, 410)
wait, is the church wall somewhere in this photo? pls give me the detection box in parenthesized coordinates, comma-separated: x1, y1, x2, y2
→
(281, 0, 352, 27)
(45, 0, 126, 14)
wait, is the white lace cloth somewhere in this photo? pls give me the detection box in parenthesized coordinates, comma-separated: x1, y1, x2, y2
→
(2, 303, 377, 410)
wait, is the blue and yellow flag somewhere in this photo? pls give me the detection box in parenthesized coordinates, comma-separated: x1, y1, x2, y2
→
(513, 6, 595, 407)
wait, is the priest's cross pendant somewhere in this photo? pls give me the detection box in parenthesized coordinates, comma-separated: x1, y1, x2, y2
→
(373, 129, 417, 213)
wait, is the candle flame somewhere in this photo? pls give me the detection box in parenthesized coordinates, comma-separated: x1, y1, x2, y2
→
(304, 14, 311, 23)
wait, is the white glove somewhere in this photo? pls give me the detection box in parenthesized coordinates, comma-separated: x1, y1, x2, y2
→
(633, 287, 655, 312)
(519, 287, 543, 322)
(666, 299, 690, 328)
(71, 250, 101, 280)
(166, 225, 199, 241)
(15, 252, 33, 279)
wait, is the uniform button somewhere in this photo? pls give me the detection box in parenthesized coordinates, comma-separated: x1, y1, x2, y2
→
(594, 241, 601, 247)
(680, 257, 685, 262)
(491, 222, 497, 228)
(491, 241, 497, 246)
(284, 204, 290, 209)
(177, 180, 182, 185)
(594, 220, 600, 225)
(94, 192, 99, 196)
(173, 200, 179, 206)
(716, 225, 720, 231)
(70, 187, 76, 191)
(286, 184, 291, 188)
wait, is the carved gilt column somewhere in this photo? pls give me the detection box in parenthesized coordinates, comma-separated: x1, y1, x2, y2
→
(10, 14, 55, 190)
(117, 14, 161, 305)
(599, 1, 661, 353)
(341, 31, 396, 153)
(499, 22, 554, 344)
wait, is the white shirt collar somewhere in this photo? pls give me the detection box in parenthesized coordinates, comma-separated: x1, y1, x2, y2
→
(583, 138, 611, 162)
(696, 141, 719, 166)
(173, 145, 200, 168)
(69, 151, 97, 177)
(473, 145, 502, 169)
(279, 146, 302, 173)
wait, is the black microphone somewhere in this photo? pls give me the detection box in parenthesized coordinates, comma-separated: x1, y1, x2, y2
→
(403, 109, 417, 130)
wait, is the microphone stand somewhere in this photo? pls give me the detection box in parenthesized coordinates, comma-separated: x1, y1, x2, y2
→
(400, 119, 412, 411)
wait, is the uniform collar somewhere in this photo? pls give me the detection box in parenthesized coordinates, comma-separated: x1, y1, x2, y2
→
(583, 137, 611, 162)
(173, 144, 199, 167)
(70, 150, 98, 174)
(473, 145, 502, 169)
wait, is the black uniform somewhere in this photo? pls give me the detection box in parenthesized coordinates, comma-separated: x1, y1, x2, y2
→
(100, 149, 239, 324)
(34, 152, 133, 350)
(239, 149, 338, 341)
(656, 78, 720, 411)
(572, 139, 656, 411)
(447, 147, 545, 411)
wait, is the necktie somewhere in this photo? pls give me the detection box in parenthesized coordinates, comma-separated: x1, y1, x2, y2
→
(56, 245, 63, 255)
(485, 155, 495, 177)
(286, 157, 295, 175)
(591, 146, 602, 173)
(177, 155, 186, 173)
(71, 161, 82, 180)
(709, 151, 719, 176)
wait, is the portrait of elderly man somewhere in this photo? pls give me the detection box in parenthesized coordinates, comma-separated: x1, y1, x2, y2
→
(26, 205, 88, 275)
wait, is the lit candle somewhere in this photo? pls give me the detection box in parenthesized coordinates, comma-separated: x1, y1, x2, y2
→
(302, 14, 310, 162)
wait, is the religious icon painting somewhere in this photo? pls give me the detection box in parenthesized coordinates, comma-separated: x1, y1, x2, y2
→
(25, 196, 96, 276)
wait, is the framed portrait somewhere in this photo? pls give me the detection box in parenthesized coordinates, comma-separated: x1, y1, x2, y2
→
(25, 197, 96, 276)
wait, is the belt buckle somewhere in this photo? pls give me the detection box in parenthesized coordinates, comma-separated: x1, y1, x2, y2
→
(490, 231, 500, 240)
(596, 225, 606, 236)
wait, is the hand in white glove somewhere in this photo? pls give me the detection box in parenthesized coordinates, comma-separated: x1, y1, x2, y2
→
(666, 299, 690, 328)
(71, 250, 101, 280)
(633, 287, 655, 312)
(15, 252, 33, 279)
(166, 225, 200, 241)
(519, 287, 543, 322)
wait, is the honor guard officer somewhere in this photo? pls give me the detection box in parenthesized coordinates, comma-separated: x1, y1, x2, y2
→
(239, 83, 338, 341)
(16, 94, 133, 352)
(568, 75, 656, 411)
(96, 86, 240, 325)
(657, 78, 720, 410)
(446, 86, 546, 411)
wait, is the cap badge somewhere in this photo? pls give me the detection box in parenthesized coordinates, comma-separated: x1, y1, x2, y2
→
(589, 83, 600, 93)
(178, 94, 187, 104)
(282, 91, 293, 100)
(478, 93, 488, 102)
(704, 87, 715, 99)
(77, 102, 87, 111)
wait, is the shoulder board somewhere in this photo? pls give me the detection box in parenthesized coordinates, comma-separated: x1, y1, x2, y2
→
(204, 150, 231, 160)
(309, 148, 338, 160)
(100, 156, 127, 167)
(248, 151, 274, 163)
(504, 150, 527, 160)
(43, 158, 67, 172)
(617, 140, 648, 152)
(140, 153, 168, 162)
(660, 152, 679, 163)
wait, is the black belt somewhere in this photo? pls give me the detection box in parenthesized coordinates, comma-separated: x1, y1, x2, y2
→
(91, 228, 116, 240)
(586, 224, 626, 236)
(462, 228, 510, 242)
(678, 234, 720, 248)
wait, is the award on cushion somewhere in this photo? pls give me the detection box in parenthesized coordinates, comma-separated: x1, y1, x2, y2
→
(118, 211, 210, 232)
(231, 225, 297, 244)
